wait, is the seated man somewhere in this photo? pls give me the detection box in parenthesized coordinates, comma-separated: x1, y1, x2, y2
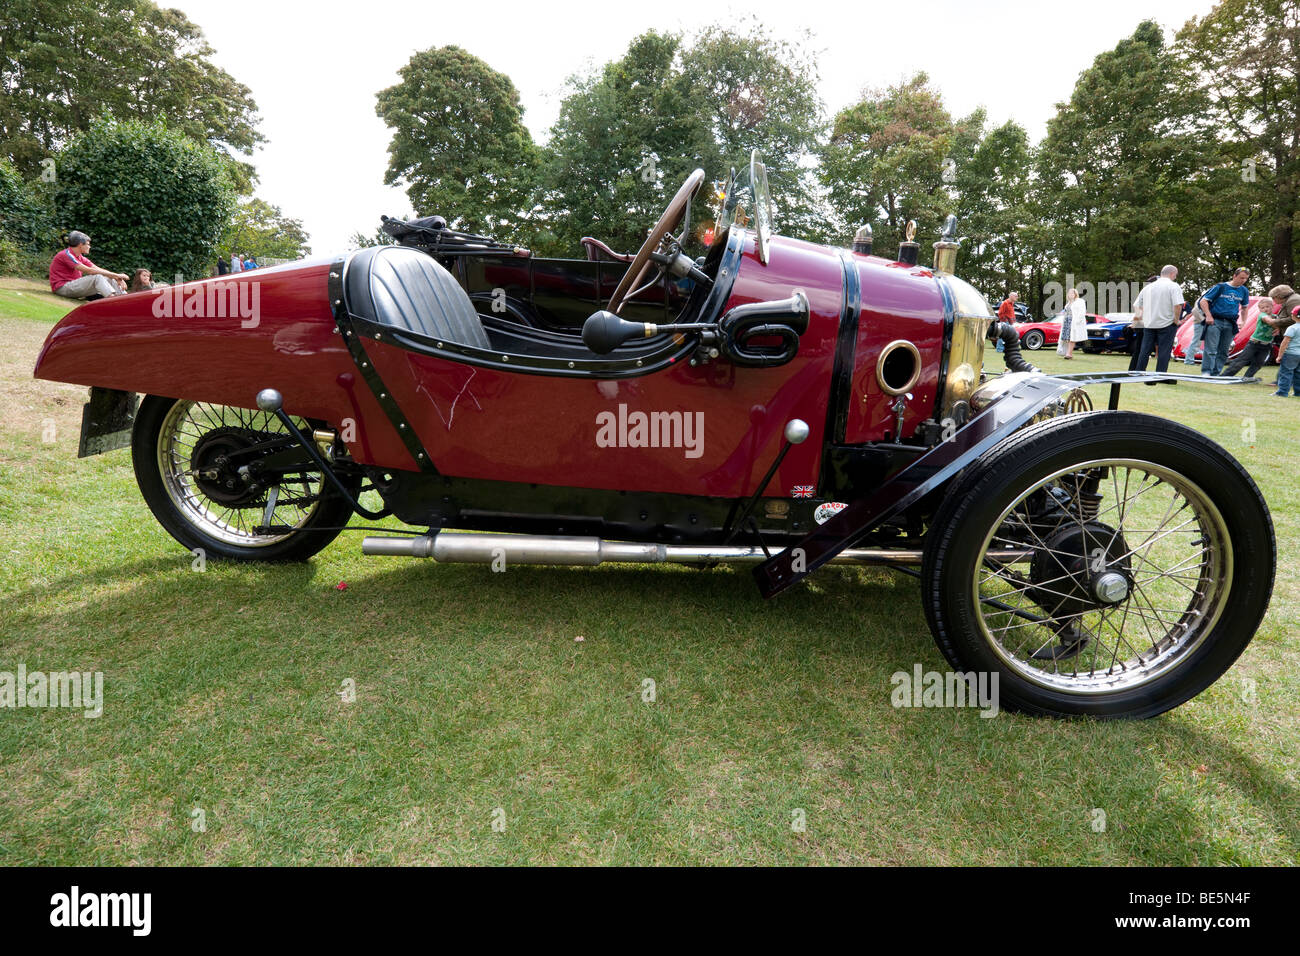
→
(50, 231, 127, 299)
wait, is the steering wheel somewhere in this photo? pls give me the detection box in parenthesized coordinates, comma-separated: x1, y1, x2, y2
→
(607, 168, 706, 316)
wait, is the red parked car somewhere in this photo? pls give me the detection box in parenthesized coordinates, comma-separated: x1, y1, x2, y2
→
(33, 152, 1274, 719)
(1014, 311, 1104, 351)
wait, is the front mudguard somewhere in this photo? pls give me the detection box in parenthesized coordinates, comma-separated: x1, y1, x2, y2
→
(753, 369, 1260, 597)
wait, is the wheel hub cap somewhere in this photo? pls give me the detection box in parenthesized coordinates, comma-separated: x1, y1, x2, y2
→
(1029, 520, 1132, 617)
(1092, 570, 1129, 604)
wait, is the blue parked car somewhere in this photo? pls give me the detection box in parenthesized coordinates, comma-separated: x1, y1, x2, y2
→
(1083, 312, 1136, 354)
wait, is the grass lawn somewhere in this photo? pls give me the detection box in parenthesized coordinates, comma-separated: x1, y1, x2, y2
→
(1, 307, 1296, 865)
(0, 276, 77, 324)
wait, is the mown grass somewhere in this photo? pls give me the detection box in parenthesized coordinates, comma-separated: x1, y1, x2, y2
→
(0, 314, 1296, 865)
(0, 276, 76, 324)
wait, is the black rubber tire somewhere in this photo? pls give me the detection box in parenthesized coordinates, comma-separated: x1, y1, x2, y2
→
(921, 411, 1275, 718)
(132, 394, 354, 562)
(1022, 330, 1044, 351)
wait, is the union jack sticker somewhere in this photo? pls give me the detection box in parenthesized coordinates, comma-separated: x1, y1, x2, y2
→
(791, 485, 815, 498)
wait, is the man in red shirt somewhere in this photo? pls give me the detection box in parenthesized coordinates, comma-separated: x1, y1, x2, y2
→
(997, 290, 1020, 322)
(48, 231, 128, 299)
(995, 291, 1020, 352)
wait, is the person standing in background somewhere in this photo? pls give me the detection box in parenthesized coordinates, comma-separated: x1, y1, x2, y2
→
(216, 254, 230, 276)
(1274, 317, 1300, 397)
(1198, 267, 1251, 376)
(231, 252, 243, 274)
(1131, 266, 1184, 374)
(1128, 275, 1156, 370)
(996, 291, 1019, 353)
(1182, 294, 1206, 366)
(1060, 287, 1087, 359)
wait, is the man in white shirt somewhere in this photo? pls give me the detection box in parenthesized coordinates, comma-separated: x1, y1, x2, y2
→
(1132, 265, 1185, 373)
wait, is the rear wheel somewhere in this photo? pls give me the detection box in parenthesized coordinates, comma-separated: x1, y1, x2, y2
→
(921, 411, 1274, 718)
(1022, 329, 1045, 351)
(132, 395, 355, 562)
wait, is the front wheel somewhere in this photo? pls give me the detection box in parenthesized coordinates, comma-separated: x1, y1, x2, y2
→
(1022, 330, 1045, 351)
(921, 411, 1275, 718)
(132, 395, 355, 562)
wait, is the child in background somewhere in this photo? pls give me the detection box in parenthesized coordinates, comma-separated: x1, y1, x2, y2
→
(1275, 318, 1300, 397)
(127, 268, 156, 293)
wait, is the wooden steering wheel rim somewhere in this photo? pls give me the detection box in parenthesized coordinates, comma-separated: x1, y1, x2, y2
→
(606, 168, 705, 316)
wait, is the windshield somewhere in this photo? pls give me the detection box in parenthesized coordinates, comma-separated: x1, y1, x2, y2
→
(711, 149, 775, 262)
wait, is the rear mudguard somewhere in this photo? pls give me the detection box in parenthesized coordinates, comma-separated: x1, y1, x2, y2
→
(33, 258, 416, 471)
(753, 369, 1260, 597)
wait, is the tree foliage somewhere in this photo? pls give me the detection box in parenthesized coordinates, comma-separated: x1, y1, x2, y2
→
(0, 0, 262, 190)
(950, 120, 1048, 309)
(533, 32, 704, 256)
(53, 119, 236, 279)
(1177, 0, 1300, 288)
(220, 198, 311, 261)
(535, 26, 825, 256)
(676, 23, 826, 241)
(820, 73, 983, 259)
(376, 46, 537, 237)
(1036, 21, 1209, 289)
(0, 158, 51, 249)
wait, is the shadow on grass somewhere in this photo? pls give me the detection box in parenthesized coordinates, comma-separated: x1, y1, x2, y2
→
(6, 554, 321, 621)
(1159, 719, 1300, 862)
(8, 545, 1296, 865)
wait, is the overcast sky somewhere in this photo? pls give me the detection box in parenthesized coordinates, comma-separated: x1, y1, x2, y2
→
(173, 0, 1218, 253)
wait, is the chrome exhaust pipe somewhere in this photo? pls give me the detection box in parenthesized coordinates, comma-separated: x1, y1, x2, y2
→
(362, 532, 1032, 566)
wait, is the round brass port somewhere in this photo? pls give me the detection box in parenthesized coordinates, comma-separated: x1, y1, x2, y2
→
(876, 339, 922, 396)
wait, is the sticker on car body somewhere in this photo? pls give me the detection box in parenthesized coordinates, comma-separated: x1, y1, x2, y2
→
(813, 501, 848, 524)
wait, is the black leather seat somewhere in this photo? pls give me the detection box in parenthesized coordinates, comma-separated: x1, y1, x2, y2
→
(344, 245, 490, 350)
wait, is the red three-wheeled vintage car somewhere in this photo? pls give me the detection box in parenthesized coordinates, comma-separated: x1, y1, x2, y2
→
(34, 154, 1275, 718)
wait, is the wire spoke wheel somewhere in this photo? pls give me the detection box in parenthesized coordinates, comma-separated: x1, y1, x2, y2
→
(974, 459, 1230, 695)
(921, 411, 1274, 718)
(157, 400, 323, 547)
(132, 395, 355, 562)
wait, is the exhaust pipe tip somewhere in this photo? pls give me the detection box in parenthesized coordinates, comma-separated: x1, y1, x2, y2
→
(362, 534, 436, 558)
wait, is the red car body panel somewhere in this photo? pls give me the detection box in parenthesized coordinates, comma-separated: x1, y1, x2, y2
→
(844, 257, 946, 443)
(363, 236, 844, 497)
(32, 262, 416, 469)
(33, 233, 952, 498)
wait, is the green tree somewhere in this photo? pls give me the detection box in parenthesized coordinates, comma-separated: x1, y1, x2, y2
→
(1178, 0, 1300, 288)
(1036, 21, 1208, 291)
(376, 46, 537, 237)
(53, 119, 236, 279)
(0, 158, 52, 250)
(0, 0, 262, 188)
(346, 224, 399, 250)
(535, 31, 702, 256)
(950, 120, 1048, 310)
(538, 26, 826, 256)
(820, 73, 982, 260)
(676, 23, 826, 241)
(221, 198, 311, 262)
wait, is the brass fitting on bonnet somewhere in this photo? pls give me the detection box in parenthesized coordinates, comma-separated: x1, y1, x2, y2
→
(852, 224, 874, 255)
(896, 220, 920, 266)
(932, 214, 961, 274)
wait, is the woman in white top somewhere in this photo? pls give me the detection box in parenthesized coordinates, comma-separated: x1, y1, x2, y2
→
(1062, 287, 1088, 359)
